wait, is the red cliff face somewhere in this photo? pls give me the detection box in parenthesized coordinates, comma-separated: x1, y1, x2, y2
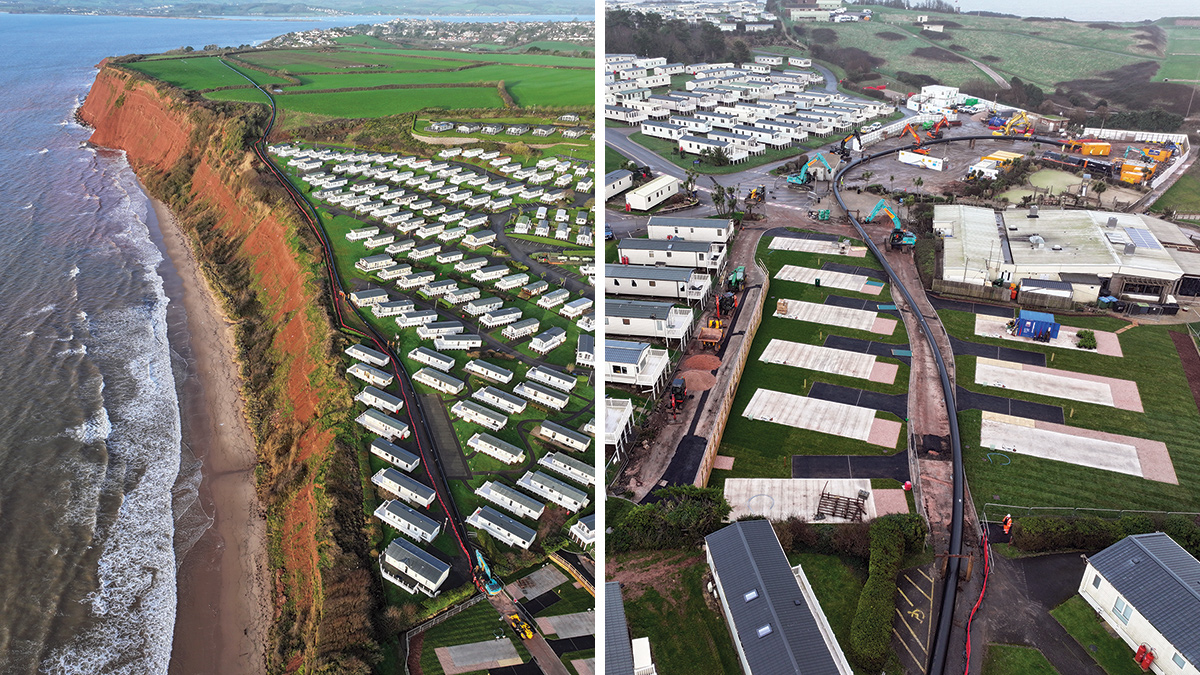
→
(81, 65, 345, 672)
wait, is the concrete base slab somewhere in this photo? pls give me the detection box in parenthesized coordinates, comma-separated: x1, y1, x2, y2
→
(777, 264, 882, 295)
(724, 478, 879, 522)
(980, 412, 1176, 483)
(869, 361, 899, 384)
(873, 489, 910, 516)
(975, 357, 1141, 411)
(775, 299, 895, 335)
(743, 388, 883, 444)
(867, 418, 903, 447)
(571, 658, 596, 675)
(769, 236, 867, 257)
(713, 455, 736, 471)
(535, 611, 595, 639)
(975, 315, 1124, 357)
(438, 639, 521, 675)
(759, 338, 879, 380)
(506, 566, 567, 601)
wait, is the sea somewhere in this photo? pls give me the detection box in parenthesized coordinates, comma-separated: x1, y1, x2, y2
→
(953, 0, 1195, 22)
(0, 12, 583, 674)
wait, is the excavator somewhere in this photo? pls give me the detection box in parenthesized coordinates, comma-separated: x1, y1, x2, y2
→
(787, 153, 835, 186)
(992, 110, 1032, 137)
(508, 614, 534, 640)
(473, 550, 503, 596)
(899, 123, 929, 154)
(835, 128, 862, 161)
(925, 115, 953, 139)
(867, 199, 917, 251)
(746, 184, 766, 205)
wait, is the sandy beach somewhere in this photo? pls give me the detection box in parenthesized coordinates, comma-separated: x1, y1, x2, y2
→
(153, 198, 270, 675)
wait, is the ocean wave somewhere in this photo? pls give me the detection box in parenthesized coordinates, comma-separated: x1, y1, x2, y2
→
(69, 265, 80, 278)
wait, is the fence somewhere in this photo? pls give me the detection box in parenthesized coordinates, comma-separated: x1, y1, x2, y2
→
(694, 258, 770, 487)
(858, 112, 942, 148)
(981, 502, 1200, 525)
(402, 592, 486, 675)
(931, 278, 1009, 302)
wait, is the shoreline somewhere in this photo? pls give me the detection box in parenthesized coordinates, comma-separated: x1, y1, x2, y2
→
(151, 198, 270, 675)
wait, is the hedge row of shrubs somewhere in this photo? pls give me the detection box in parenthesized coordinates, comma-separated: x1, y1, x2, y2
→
(1077, 329, 1098, 350)
(770, 512, 926, 561)
(849, 518, 912, 671)
(1012, 513, 1200, 556)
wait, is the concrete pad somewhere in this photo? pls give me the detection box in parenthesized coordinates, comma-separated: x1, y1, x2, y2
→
(974, 315, 1124, 357)
(873, 489, 910, 516)
(981, 413, 1142, 477)
(724, 478, 881, 522)
(743, 388, 884, 445)
(535, 611, 595, 639)
(759, 339, 879, 380)
(869, 361, 899, 384)
(713, 455, 736, 471)
(775, 299, 893, 335)
(506, 565, 567, 601)
(571, 658, 596, 675)
(438, 639, 521, 674)
(867, 418, 903, 448)
(777, 264, 879, 294)
(976, 358, 1114, 407)
(769, 236, 867, 257)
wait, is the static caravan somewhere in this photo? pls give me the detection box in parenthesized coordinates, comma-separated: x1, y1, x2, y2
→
(514, 380, 570, 410)
(450, 400, 507, 431)
(464, 360, 513, 384)
(559, 297, 594, 319)
(347, 226, 380, 242)
(408, 244, 440, 261)
(502, 318, 540, 340)
(539, 452, 596, 486)
(356, 254, 394, 272)
(520, 280, 549, 298)
(472, 386, 527, 414)
(463, 230, 495, 248)
(350, 288, 389, 308)
(444, 286, 481, 305)
(376, 264, 413, 282)
(472, 265, 509, 283)
(370, 438, 419, 472)
(466, 506, 536, 549)
(480, 307, 523, 328)
(536, 420, 591, 452)
(412, 367, 465, 395)
(364, 233, 395, 249)
(416, 320, 464, 340)
(378, 538, 449, 597)
(456, 257, 489, 274)
(438, 225, 466, 241)
(371, 467, 435, 508)
(374, 500, 440, 543)
(435, 249, 464, 264)
(385, 239, 416, 256)
(528, 365, 577, 392)
(345, 343, 391, 367)
(348, 362, 394, 388)
(529, 327, 568, 355)
(465, 296, 504, 316)
(537, 289, 570, 309)
(394, 272, 435, 290)
(422, 279, 458, 298)
(395, 309, 438, 328)
(408, 346, 455, 372)
(495, 273, 530, 291)
(355, 386, 403, 414)
(467, 432, 525, 465)
(434, 334, 482, 351)
(475, 481, 544, 520)
(516, 471, 589, 513)
(356, 408, 410, 441)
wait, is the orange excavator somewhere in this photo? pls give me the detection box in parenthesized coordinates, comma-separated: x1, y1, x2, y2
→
(901, 123, 929, 154)
(926, 115, 950, 139)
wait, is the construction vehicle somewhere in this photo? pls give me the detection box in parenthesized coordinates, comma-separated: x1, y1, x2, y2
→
(473, 550, 503, 596)
(992, 110, 1032, 137)
(746, 184, 766, 205)
(867, 199, 916, 251)
(508, 614, 534, 640)
(926, 115, 954, 139)
(808, 209, 831, 221)
(668, 378, 687, 414)
(899, 124, 929, 154)
(835, 128, 862, 161)
(633, 166, 652, 180)
(728, 265, 746, 292)
(787, 154, 835, 186)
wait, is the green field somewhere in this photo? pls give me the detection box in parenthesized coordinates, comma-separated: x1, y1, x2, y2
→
(418, 601, 532, 675)
(788, 552, 866, 653)
(207, 85, 505, 115)
(126, 56, 287, 89)
(1156, 21, 1200, 81)
(236, 48, 465, 73)
(1051, 596, 1144, 675)
(940, 308, 1200, 515)
(981, 645, 1060, 675)
(713, 235, 910, 482)
(1152, 159, 1200, 216)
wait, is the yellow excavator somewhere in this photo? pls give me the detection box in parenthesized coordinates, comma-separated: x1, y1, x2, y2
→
(992, 110, 1032, 137)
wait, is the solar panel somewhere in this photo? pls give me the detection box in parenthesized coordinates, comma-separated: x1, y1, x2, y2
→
(1124, 227, 1162, 250)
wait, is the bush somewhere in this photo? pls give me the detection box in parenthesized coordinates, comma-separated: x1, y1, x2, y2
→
(1011, 514, 1200, 556)
(849, 518, 909, 670)
(1077, 329, 1097, 350)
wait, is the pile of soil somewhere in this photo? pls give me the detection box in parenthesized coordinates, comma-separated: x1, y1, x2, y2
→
(680, 354, 721, 371)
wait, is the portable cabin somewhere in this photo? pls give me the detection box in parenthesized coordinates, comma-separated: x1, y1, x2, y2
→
(355, 386, 404, 414)
(408, 346, 455, 372)
(378, 537, 449, 597)
(516, 471, 589, 512)
(450, 400, 508, 431)
(466, 432, 525, 464)
(1014, 310, 1060, 340)
(464, 360, 513, 384)
(529, 327, 568, 354)
(502, 318, 541, 340)
(528, 365, 577, 392)
(435, 334, 482, 351)
(350, 288, 390, 307)
(416, 320, 464, 340)
(347, 362, 394, 388)
(514, 380, 570, 410)
(559, 297, 594, 319)
(396, 309, 439, 328)
(466, 506, 536, 549)
(536, 420, 592, 452)
(374, 500, 440, 543)
(356, 408, 410, 441)
(539, 452, 596, 486)
(465, 296, 504, 316)
(345, 343, 391, 367)
(472, 386, 527, 414)
(537, 288, 570, 309)
(412, 367, 465, 395)
(480, 307, 523, 328)
(371, 467, 435, 508)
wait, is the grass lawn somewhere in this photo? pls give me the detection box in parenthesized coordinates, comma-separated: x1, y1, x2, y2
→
(607, 145, 632, 173)
(561, 648, 595, 675)
(126, 56, 287, 90)
(787, 552, 866, 651)
(981, 644, 1060, 675)
(534, 576, 596, 617)
(938, 309, 1200, 515)
(608, 550, 741, 675)
(713, 236, 910, 483)
(236, 48, 466, 73)
(285, 65, 592, 107)
(628, 131, 817, 175)
(1051, 596, 1143, 675)
(1152, 159, 1200, 214)
(418, 601, 532, 675)
(206, 85, 505, 115)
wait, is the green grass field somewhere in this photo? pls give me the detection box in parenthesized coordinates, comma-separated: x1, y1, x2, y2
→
(207, 85, 505, 115)
(606, 146, 632, 173)
(940, 309, 1200, 515)
(713, 235, 910, 483)
(418, 601, 532, 675)
(283, 65, 591, 106)
(1051, 596, 1143, 675)
(981, 645, 1060, 675)
(787, 552, 866, 652)
(236, 48, 465, 73)
(1156, 23, 1200, 81)
(1152, 159, 1200, 215)
(126, 56, 287, 89)
(628, 131, 822, 175)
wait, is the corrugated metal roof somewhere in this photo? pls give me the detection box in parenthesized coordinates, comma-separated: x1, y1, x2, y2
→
(705, 520, 844, 675)
(606, 299, 679, 320)
(605, 339, 648, 364)
(539, 420, 591, 447)
(605, 582, 637, 675)
(649, 215, 732, 230)
(1090, 533, 1200, 664)
(618, 238, 712, 253)
(473, 506, 537, 541)
(384, 537, 448, 585)
(605, 264, 695, 282)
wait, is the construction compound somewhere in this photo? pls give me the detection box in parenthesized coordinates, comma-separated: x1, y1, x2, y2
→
(776, 264, 885, 295)
(775, 298, 897, 335)
(974, 357, 1142, 411)
(742, 388, 902, 447)
(723, 478, 910, 522)
(974, 314, 1124, 357)
(760, 339, 898, 384)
